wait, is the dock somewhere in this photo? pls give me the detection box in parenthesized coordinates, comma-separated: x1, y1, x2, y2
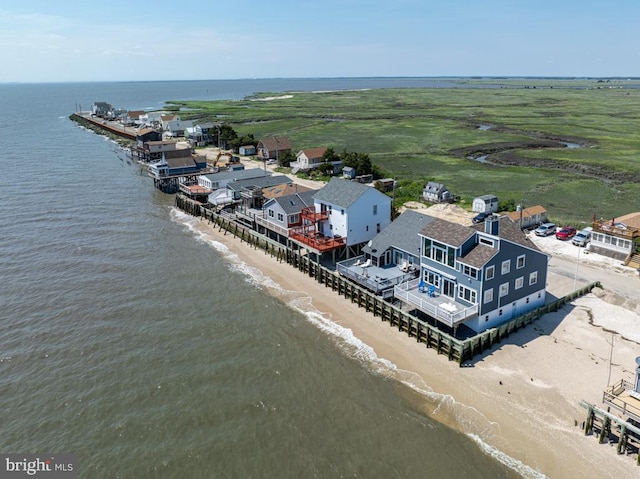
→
(580, 400, 640, 464)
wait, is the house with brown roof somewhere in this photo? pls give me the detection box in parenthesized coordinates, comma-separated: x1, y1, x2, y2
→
(590, 212, 640, 264)
(394, 214, 549, 335)
(256, 137, 291, 161)
(506, 205, 548, 230)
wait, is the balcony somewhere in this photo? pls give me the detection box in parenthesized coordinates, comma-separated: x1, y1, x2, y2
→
(336, 255, 418, 297)
(394, 278, 478, 328)
(289, 230, 346, 252)
(602, 379, 640, 423)
(301, 207, 329, 223)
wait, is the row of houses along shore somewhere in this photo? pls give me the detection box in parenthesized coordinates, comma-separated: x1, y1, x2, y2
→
(75, 102, 640, 460)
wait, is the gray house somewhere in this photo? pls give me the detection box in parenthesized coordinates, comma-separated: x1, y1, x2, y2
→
(395, 215, 549, 335)
(258, 190, 317, 243)
(336, 210, 434, 297)
(422, 182, 452, 203)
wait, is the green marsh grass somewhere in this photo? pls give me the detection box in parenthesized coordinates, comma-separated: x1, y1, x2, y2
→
(171, 80, 640, 224)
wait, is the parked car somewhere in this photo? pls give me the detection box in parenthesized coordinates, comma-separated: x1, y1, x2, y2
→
(534, 223, 557, 236)
(472, 212, 490, 224)
(572, 228, 592, 247)
(555, 226, 577, 240)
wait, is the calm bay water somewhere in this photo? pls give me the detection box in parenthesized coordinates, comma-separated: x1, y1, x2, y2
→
(0, 79, 527, 478)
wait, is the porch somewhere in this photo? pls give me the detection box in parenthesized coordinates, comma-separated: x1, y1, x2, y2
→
(603, 379, 640, 423)
(336, 255, 418, 297)
(394, 278, 478, 328)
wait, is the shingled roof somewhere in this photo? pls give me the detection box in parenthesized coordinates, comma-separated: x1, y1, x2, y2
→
(419, 218, 475, 247)
(313, 177, 386, 209)
(363, 209, 436, 259)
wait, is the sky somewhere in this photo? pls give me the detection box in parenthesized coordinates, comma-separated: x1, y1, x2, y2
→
(2, 0, 640, 82)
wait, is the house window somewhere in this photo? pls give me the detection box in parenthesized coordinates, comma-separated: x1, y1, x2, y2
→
(485, 316, 489, 322)
(290, 213, 299, 224)
(366, 225, 369, 232)
(516, 255, 526, 269)
(486, 265, 495, 280)
(377, 223, 381, 233)
(484, 288, 493, 304)
(529, 271, 538, 286)
(526, 297, 530, 304)
(277, 213, 284, 222)
(499, 282, 509, 297)
(424, 271, 440, 288)
(341, 209, 344, 215)
(479, 237, 495, 247)
(268, 210, 274, 218)
(499, 309, 503, 316)
(373, 204, 378, 215)
(515, 276, 524, 290)
(462, 264, 478, 279)
(458, 286, 477, 303)
(501, 260, 511, 275)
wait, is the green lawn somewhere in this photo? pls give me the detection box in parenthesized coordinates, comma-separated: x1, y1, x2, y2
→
(169, 79, 640, 225)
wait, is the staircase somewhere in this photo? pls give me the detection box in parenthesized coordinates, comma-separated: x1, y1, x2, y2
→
(625, 253, 640, 269)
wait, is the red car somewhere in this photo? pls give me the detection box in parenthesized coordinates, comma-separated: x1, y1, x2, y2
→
(555, 226, 577, 240)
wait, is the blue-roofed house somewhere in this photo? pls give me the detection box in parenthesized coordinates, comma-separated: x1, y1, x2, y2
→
(395, 214, 549, 336)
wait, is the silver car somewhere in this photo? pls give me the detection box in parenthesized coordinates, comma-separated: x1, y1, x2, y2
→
(534, 223, 557, 236)
(572, 229, 592, 247)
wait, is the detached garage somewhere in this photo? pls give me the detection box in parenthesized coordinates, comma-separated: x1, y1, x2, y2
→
(472, 194, 498, 214)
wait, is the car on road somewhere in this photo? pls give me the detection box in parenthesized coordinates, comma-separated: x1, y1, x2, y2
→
(555, 226, 577, 240)
(534, 222, 557, 236)
(472, 212, 490, 224)
(572, 228, 592, 247)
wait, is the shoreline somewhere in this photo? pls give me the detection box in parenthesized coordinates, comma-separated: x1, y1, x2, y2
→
(181, 209, 639, 479)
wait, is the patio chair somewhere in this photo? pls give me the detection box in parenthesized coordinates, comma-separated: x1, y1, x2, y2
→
(427, 285, 436, 297)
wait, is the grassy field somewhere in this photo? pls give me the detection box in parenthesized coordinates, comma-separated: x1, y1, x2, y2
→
(170, 79, 640, 226)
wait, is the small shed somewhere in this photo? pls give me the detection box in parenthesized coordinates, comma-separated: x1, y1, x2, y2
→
(472, 194, 499, 214)
(422, 182, 451, 203)
(506, 205, 548, 230)
(342, 166, 356, 179)
(239, 145, 256, 156)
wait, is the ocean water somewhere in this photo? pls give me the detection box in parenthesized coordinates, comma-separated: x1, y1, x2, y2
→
(0, 79, 532, 478)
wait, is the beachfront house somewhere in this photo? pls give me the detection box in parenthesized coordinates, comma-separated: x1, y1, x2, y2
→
(394, 214, 549, 335)
(422, 182, 452, 203)
(257, 190, 317, 244)
(336, 210, 433, 297)
(590, 212, 640, 266)
(148, 149, 207, 179)
(506, 205, 548, 230)
(225, 175, 293, 210)
(256, 137, 291, 161)
(199, 169, 271, 191)
(472, 194, 499, 214)
(288, 177, 392, 257)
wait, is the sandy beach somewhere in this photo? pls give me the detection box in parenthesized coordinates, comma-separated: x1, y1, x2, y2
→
(184, 179, 639, 478)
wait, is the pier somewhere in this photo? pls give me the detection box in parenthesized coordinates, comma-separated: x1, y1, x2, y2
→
(70, 112, 138, 140)
(580, 400, 640, 464)
(175, 195, 600, 365)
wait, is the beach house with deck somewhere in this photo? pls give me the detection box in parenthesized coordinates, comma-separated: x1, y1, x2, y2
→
(336, 210, 433, 297)
(394, 214, 549, 335)
(288, 177, 392, 258)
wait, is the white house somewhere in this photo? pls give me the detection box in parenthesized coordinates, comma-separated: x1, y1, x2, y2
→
(288, 178, 392, 255)
(289, 147, 329, 173)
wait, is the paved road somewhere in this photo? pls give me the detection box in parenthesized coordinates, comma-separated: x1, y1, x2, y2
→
(547, 253, 639, 301)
